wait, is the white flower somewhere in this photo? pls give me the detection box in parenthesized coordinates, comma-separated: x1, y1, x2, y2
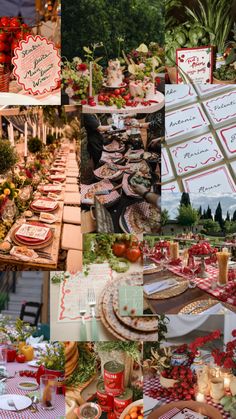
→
(65, 87, 74, 98)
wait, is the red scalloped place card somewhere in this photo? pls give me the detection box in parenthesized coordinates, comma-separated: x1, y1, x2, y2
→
(170, 133, 223, 176)
(12, 35, 60, 95)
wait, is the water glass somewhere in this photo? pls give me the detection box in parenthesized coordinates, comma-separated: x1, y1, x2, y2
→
(0, 344, 7, 367)
(40, 374, 57, 410)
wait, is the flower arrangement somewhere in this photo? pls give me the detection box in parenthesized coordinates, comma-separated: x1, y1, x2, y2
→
(211, 329, 236, 372)
(62, 55, 103, 101)
(0, 316, 35, 344)
(0, 180, 18, 201)
(38, 342, 65, 371)
(123, 43, 165, 80)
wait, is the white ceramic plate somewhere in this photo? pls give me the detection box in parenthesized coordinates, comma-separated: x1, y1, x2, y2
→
(0, 394, 32, 411)
(27, 360, 40, 368)
(0, 93, 39, 105)
(120, 399, 143, 419)
(18, 381, 38, 391)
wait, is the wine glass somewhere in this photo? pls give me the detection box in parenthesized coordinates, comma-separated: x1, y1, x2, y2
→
(2, 202, 16, 223)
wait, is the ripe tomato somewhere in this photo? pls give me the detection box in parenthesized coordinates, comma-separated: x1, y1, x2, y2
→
(0, 52, 7, 63)
(16, 354, 26, 363)
(114, 89, 120, 96)
(98, 94, 105, 102)
(0, 32, 7, 42)
(0, 41, 5, 51)
(10, 18, 21, 29)
(15, 30, 24, 40)
(1, 17, 10, 27)
(126, 246, 141, 262)
(112, 242, 126, 257)
(11, 40, 19, 50)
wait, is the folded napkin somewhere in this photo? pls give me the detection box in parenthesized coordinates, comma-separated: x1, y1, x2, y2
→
(198, 302, 225, 315)
(159, 408, 180, 419)
(144, 263, 157, 271)
(144, 279, 178, 295)
(27, 335, 44, 344)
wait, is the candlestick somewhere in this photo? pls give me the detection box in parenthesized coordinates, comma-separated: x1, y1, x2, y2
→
(224, 376, 231, 389)
(33, 123, 37, 138)
(37, 125, 40, 139)
(152, 59, 155, 94)
(89, 61, 93, 97)
(196, 392, 205, 402)
(10, 123, 14, 146)
(24, 121, 28, 157)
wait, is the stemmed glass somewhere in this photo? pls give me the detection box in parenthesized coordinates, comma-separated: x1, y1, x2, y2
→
(2, 202, 16, 223)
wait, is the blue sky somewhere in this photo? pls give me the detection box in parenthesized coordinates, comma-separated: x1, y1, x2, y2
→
(162, 193, 236, 220)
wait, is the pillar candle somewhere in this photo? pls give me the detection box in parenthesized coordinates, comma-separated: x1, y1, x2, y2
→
(24, 122, 28, 157)
(10, 123, 14, 146)
(89, 61, 93, 97)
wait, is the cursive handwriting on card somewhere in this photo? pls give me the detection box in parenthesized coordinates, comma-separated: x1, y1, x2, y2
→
(12, 35, 60, 95)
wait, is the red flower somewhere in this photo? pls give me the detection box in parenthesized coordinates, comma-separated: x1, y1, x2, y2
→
(223, 358, 236, 369)
(211, 330, 221, 339)
(232, 330, 236, 338)
(77, 63, 88, 72)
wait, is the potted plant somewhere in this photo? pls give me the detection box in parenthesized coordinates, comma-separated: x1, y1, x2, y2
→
(27, 137, 43, 154)
(38, 342, 65, 394)
(0, 140, 18, 175)
(213, 64, 236, 84)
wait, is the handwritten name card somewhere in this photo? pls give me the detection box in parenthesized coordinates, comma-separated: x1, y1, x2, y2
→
(12, 35, 60, 95)
(165, 104, 209, 143)
(162, 147, 174, 181)
(217, 124, 236, 158)
(203, 91, 236, 128)
(176, 47, 213, 84)
(183, 166, 236, 194)
(165, 84, 197, 110)
(170, 133, 223, 176)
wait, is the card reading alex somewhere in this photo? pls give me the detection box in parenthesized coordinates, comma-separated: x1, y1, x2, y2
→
(12, 35, 60, 95)
(176, 46, 213, 84)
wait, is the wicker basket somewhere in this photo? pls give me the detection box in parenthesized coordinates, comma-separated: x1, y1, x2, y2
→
(0, 67, 10, 92)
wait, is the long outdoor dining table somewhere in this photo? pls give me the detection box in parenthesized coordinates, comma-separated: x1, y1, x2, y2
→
(144, 261, 236, 314)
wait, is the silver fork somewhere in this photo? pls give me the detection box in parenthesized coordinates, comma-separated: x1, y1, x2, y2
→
(88, 288, 98, 341)
(7, 399, 19, 411)
(79, 296, 87, 341)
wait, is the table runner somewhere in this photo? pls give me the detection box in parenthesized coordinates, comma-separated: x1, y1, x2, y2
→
(1, 362, 65, 418)
(151, 257, 236, 306)
(144, 376, 230, 419)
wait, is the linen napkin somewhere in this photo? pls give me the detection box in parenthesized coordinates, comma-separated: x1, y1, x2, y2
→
(144, 279, 178, 295)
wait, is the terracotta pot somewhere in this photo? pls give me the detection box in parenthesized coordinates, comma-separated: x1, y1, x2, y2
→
(45, 368, 65, 395)
(230, 376, 236, 396)
(166, 66, 177, 84)
(213, 77, 236, 84)
(210, 378, 224, 402)
(160, 374, 178, 389)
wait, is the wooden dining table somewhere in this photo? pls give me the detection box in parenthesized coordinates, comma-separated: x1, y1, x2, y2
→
(144, 260, 236, 314)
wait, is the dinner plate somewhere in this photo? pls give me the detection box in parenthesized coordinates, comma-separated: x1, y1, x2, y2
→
(0, 394, 32, 411)
(120, 399, 143, 419)
(14, 222, 51, 243)
(27, 360, 40, 368)
(147, 401, 223, 419)
(30, 198, 58, 213)
(0, 93, 39, 105)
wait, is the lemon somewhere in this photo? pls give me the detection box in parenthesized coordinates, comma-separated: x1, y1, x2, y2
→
(4, 188, 11, 196)
(10, 183, 15, 188)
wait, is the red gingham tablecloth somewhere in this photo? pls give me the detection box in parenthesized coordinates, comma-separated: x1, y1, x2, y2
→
(0, 362, 65, 418)
(144, 376, 230, 419)
(151, 257, 236, 306)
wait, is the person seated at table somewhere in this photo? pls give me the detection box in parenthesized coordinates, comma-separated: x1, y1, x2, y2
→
(132, 184, 160, 209)
(0, 0, 35, 24)
(83, 114, 113, 168)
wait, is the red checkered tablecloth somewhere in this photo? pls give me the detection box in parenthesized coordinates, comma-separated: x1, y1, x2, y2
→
(144, 376, 230, 419)
(150, 257, 236, 307)
(0, 362, 65, 418)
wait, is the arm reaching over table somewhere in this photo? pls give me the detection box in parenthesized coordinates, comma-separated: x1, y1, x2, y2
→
(132, 184, 160, 209)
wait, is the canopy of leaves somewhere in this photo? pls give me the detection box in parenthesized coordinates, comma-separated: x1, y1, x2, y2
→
(27, 137, 42, 154)
(62, 0, 164, 60)
(177, 204, 199, 227)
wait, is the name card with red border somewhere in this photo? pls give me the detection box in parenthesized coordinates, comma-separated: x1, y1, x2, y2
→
(12, 35, 60, 95)
(176, 46, 213, 84)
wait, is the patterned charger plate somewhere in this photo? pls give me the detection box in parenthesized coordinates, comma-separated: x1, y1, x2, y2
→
(178, 299, 225, 314)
